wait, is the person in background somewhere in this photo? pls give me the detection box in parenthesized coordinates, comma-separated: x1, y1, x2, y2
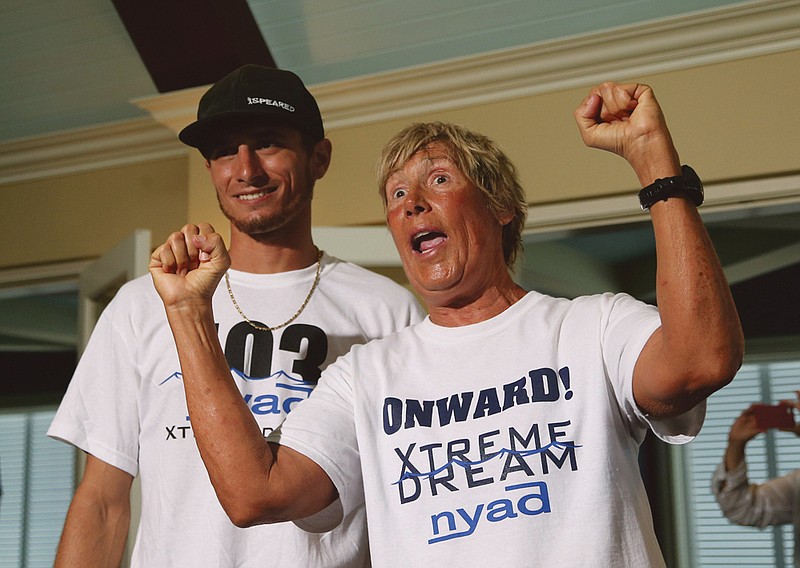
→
(150, 80, 744, 566)
(712, 393, 800, 567)
(48, 64, 424, 568)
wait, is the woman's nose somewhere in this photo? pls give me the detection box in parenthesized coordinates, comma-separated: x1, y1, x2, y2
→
(404, 187, 430, 217)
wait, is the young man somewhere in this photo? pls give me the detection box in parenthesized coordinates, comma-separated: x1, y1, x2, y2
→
(150, 81, 744, 566)
(48, 65, 424, 567)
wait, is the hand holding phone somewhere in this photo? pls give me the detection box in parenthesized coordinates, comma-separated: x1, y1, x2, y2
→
(752, 403, 795, 430)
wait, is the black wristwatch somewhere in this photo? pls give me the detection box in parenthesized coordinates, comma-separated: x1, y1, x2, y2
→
(638, 165, 704, 211)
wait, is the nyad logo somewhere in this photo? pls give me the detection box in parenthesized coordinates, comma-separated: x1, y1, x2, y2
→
(159, 369, 314, 440)
(428, 481, 550, 544)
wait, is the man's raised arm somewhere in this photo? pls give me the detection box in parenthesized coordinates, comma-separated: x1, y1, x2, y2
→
(574, 82, 744, 417)
(148, 223, 337, 526)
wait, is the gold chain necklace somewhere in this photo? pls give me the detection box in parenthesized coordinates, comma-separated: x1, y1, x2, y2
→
(224, 248, 323, 332)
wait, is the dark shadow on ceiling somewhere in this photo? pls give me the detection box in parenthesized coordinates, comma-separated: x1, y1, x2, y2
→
(112, 0, 276, 92)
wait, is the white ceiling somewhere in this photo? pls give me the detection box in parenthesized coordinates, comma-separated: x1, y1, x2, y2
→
(0, 0, 744, 143)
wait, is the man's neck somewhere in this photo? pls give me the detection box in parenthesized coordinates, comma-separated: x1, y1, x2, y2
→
(227, 227, 318, 275)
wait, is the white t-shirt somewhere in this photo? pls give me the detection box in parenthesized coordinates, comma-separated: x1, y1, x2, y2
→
(48, 253, 425, 568)
(272, 291, 705, 567)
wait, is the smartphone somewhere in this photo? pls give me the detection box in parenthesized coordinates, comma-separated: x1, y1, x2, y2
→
(752, 403, 795, 430)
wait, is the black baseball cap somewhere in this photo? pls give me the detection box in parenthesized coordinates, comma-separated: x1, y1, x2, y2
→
(179, 65, 324, 150)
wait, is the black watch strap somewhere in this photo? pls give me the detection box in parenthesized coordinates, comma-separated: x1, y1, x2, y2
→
(638, 165, 704, 211)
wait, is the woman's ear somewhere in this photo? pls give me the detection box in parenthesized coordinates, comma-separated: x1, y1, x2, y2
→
(497, 207, 515, 227)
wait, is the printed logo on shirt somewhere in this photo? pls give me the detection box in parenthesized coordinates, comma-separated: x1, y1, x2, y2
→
(159, 321, 328, 440)
(384, 365, 581, 545)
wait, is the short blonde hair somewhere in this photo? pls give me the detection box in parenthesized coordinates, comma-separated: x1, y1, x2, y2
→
(377, 122, 527, 267)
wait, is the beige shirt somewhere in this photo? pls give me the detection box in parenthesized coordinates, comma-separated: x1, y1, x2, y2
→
(712, 460, 800, 567)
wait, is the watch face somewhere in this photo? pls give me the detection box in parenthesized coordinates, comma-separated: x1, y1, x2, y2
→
(681, 165, 703, 189)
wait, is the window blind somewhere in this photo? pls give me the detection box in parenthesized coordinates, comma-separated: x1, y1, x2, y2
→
(0, 408, 75, 568)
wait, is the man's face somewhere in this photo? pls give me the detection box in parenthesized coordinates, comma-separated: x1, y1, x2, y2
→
(384, 142, 508, 308)
(205, 123, 330, 237)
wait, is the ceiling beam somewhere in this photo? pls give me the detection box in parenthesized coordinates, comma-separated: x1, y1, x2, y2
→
(112, 0, 276, 92)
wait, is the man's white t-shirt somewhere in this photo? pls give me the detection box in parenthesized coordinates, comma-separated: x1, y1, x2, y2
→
(49, 253, 425, 567)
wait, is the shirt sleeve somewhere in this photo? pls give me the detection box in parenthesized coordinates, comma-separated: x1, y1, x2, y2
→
(600, 292, 704, 444)
(711, 460, 797, 527)
(266, 353, 362, 532)
(47, 294, 141, 477)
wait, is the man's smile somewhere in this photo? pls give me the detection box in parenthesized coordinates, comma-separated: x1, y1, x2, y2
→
(234, 188, 277, 201)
